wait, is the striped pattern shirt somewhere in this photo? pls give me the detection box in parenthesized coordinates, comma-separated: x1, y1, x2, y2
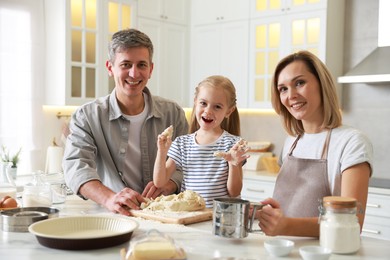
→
(168, 131, 241, 208)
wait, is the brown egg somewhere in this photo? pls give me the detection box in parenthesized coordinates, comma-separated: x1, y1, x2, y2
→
(0, 195, 11, 207)
(1, 196, 18, 208)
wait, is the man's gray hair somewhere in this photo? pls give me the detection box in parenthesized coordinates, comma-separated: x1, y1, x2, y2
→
(108, 28, 154, 63)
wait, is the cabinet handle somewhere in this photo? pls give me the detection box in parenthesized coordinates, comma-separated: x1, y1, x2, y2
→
(246, 188, 265, 193)
(366, 203, 381, 208)
(362, 228, 381, 235)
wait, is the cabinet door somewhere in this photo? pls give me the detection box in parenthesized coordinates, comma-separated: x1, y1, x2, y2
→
(248, 16, 283, 108)
(192, 0, 250, 26)
(138, 18, 189, 107)
(138, 0, 188, 25)
(219, 21, 249, 108)
(190, 24, 221, 88)
(248, 9, 325, 108)
(161, 23, 189, 106)
(242, 178, 275, 202)
(138, 0, 164, 20)
(163, 0, 189, 25)
(190, 21, 249, 108)
(45, 0, 136, 106)
(250, 0, 326, 18)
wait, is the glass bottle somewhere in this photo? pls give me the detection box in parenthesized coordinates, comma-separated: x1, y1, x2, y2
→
(319, 196, 360, 254)
(22, 171, 52, 207)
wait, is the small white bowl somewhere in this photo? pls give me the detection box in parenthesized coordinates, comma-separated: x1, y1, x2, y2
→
(299, 246, 332, 260)
(264, 239, 295, 257)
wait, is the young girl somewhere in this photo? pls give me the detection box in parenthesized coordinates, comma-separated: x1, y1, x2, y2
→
(153, 75, 249, 207)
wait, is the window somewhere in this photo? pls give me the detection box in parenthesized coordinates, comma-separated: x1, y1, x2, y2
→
(0, 0, 45, 173)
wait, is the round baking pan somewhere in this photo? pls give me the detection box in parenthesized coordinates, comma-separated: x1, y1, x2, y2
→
(1, 207, 59, 232)
(28, 215, 138, 250)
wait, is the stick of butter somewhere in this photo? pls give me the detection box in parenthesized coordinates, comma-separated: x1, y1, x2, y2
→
(133, 241, 176, 260)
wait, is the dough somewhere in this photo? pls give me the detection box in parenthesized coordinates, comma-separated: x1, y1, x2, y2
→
(213, 138, 249, 158)
(141, 190, 205, 211)
(161, 125, 173, 138)
(213, 151, 228, 158)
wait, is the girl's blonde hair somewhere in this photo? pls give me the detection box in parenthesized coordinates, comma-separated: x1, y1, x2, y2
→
(271, 51, 342, 136)
(189, 75, 241, 136)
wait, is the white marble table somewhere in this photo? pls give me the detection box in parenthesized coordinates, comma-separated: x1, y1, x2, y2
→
(1, 195, 390, 260)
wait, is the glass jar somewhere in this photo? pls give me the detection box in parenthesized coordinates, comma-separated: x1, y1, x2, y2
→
(319, 196, 360, 254)
(22, 171, 52, 207)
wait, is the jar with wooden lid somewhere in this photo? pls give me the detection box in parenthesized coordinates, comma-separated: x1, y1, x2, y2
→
(319, 196, 360, 254)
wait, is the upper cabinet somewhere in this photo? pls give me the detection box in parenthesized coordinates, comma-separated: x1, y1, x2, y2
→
(248, 0, 344, 108)
(44, 0, 344, 109)
(250, 0, 326, 18)
(190, 0, 251, 108)
(192, 0, 250, 26)
(138, 0, 188, 25)
(137, 0, 190, 107)
(44, 0, 137, 106)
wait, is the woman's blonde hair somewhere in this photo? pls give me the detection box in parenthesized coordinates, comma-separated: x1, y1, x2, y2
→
(271, 50, 342, 136)
(189, 75, 241, 136)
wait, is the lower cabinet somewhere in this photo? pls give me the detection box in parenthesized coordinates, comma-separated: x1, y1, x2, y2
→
(241, 175, 275, 203)
(362, 191, 390, 241)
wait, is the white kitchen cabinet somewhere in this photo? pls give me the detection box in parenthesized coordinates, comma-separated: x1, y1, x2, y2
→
(248, 0, 344, 108)
(250, 0, 326, 18)
(44, 0, 137, 106)
(138, 17, 189, 107)
(190, 21, 249, 107)
(192, 0, 250, 26)
(138, 0, 188, 25)
(190, 0, 250, 108)
(362, 190, 390, 241)
(241, 171, 276, 202)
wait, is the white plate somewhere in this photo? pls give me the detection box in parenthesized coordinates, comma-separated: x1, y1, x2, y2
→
(29, 215, 138, 250)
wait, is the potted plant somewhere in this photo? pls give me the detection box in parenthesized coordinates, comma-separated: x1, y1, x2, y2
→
(0, 145, 22, 181)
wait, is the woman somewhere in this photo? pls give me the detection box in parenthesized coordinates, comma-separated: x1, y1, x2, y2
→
(257, 51, 373, 237)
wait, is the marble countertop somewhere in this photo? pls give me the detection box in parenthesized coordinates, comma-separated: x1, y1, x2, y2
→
(1, 195, 390, 260)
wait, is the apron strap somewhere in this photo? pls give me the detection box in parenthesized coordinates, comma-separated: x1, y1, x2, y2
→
(288, 135, 301, 156)
(289, 130, 332, 159)
(321, 130, 332, 160)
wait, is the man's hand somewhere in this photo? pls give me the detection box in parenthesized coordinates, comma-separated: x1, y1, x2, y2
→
(104, 187, 146, 215)
(79, 180, 146, 216)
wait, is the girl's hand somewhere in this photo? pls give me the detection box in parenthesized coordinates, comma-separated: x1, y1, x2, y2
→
(226, 139, 250, 166)
(157, 134, 172, 154)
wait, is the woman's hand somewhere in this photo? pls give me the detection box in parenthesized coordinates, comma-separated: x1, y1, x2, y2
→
(257, 198, 287, 236)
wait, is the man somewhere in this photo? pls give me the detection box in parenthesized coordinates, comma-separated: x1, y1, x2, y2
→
(63, 28, 188, 216)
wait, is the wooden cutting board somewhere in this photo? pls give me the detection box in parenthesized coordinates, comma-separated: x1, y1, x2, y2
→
(130, 209, 213, 225)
